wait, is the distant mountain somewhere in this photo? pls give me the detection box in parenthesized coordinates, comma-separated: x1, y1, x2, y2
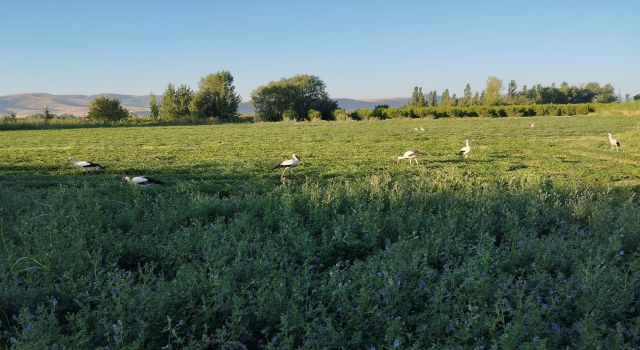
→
(0, 93, 412, 117)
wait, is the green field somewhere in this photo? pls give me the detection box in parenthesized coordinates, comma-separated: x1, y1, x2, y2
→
(2, 114, 640, 348)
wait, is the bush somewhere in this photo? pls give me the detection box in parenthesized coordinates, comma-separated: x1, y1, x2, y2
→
(308, 109, 322, 121)
(87, 97, 129, 122)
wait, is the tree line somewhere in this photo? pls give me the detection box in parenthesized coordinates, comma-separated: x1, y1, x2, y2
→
(36, 73, 633, 122)
(407, 77, 619, 108)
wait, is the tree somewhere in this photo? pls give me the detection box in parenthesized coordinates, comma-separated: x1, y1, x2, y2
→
(441, 89, 451, 106)
(149, 93, 160, 118)
(175, 84, 193, 117)
(634, 94, 640, 101)
(451, 94, 457, 106)
(408, 86, 426, 107)
(507, 80, 517, 104)
(160, 83, 193, 119)
(160, 84, 179, 119)
(42, 107, 55, 120)
(87, 96, 129, 121)
(625, 93, 630, 102)
(428, 90, 438, 107)
(596, 83, 616, 103)
(251, 74, 337, 121)
(463, 83, 473, 106)
(484, 76, 503, 105)
(473, 92, 480, 105)
(190, 71, 241, 119)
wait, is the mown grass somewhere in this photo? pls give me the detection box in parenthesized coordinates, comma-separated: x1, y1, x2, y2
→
(1, 113, 640, 348)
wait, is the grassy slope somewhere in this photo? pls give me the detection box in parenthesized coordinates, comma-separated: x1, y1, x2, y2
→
(1, 113, 640, 348)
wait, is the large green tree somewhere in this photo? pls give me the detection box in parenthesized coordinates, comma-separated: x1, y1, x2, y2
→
(87, 96, 129, 121)
(190, 71, 241, 119)
(483, 76, 503, 105)
(251, 74, 337, 121)
(160, 84, 193, 119)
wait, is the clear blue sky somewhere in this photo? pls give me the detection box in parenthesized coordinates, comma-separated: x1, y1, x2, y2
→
(2, 0, 639, 100)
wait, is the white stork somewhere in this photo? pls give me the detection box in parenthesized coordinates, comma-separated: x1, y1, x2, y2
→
(413, 127, 419, 131)
(68, 157, 104, 174)
(273, 154, 302, 180)
(459, 139, 471, 159)
(419, 126, 425, 131)
(396, 150, 426, 165)
(530, 122, 535, 128)
(124, 176, 165, 185)
(608, 133, 621, 151)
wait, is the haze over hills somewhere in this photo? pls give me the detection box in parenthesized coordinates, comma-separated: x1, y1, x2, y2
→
(0, 93, 411, 117)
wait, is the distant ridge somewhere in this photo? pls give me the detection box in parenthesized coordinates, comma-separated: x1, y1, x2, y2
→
(0, 93, 412, 117)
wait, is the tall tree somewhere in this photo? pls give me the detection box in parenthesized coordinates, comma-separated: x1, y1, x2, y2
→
(473, 91, 480, 105)
(160, 84, 179, 119)
(190, 71, 242, 119)
(441, 89, 451, 106)
(507, 79, 517, 104)
(463, 83, 473, 106)
(149, 93, 160, 118)
(409, 86, 426, 107)
(483, 76, 503, 105)
(175, 84, 193, 117)
(251, 74, 337, 121)
(451, 93, 457, 106)
(428, 90, 438, 107)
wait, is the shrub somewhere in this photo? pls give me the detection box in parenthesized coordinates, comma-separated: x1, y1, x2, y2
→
(308, 109, 322, 121)
(87, 97, 129, 122)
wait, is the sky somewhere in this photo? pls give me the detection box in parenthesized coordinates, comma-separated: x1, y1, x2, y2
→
(1, 0, 639, 100)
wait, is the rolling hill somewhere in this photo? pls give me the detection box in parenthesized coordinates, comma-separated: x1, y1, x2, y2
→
(0, 93, 411, 117)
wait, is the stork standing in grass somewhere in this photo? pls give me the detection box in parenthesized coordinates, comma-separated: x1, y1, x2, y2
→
(531, 122, 535, 128)
(396, 150, 426, 165)
(274, 154, 302, 180)
(459, 139, 471, 159)
(68, 157, 104, 174)
(124, 176, 165, 185)
(419, 126, 425, 131)
(608, 133, 621, 151)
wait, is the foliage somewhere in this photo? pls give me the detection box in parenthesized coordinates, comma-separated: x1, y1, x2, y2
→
(160, 84, 193, 119)
(332, 109, 349, 121)
(251, 74, 338, 121)
(149, 93, 160, 118)
(408, 86, 426, 107)
(189, 71, 241, 119)
(1, 114, 640, 348)
(86, 96, 129, 121)
(307, 109, 322, 121)
(634, 94, 640, 101)
(483, 76, 503, 105)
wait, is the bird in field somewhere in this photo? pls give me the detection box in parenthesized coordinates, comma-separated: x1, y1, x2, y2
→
(419, 126, 425, 131)
(413, 127, 419, 131)
(531, 122, 535, 128)
(124, 176, 165, 186)
(608, 133, 621, 151)
(459, 139, 471, 159)
(68, 157, 104, 174)
(273, 154, 302, 180)
(396, 150, 426, 165)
